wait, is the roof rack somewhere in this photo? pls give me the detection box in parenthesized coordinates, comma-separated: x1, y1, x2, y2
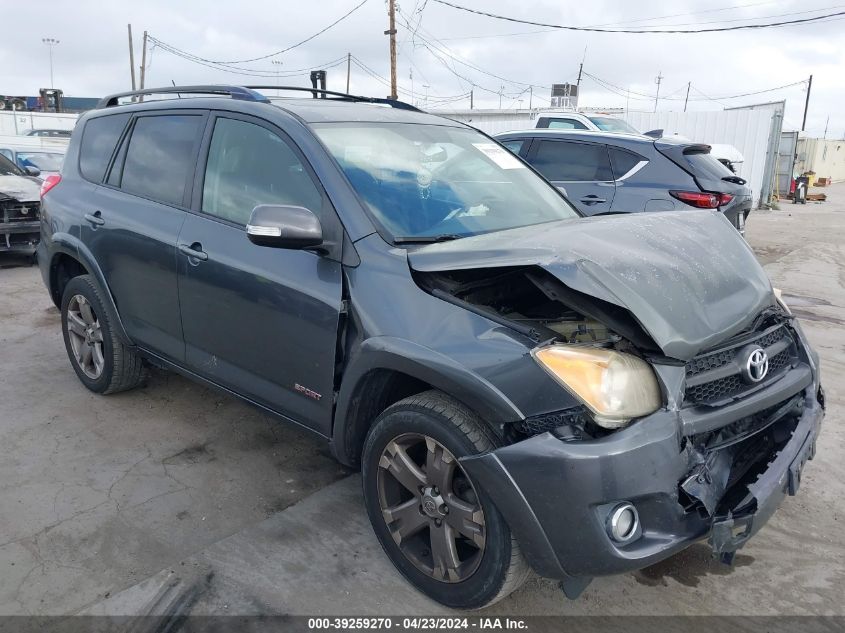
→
(95, 84, 423, 112)
(244, 85, 423, 112)
(96, 85, 270, 108)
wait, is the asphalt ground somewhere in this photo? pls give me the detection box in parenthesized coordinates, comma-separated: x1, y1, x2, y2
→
(1, 184, 842, 617)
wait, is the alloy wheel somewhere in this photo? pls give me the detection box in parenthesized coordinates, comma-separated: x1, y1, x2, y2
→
(66, 294, 105, 380)
(376, 433, 486, 583)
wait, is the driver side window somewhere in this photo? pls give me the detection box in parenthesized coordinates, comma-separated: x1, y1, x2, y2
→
(202, 117, 322, 226)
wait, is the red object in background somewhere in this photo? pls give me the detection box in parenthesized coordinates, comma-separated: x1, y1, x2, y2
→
(790, 178, 796, 194)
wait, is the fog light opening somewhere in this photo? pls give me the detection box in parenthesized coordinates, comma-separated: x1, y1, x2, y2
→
(607, 503, 639, 544)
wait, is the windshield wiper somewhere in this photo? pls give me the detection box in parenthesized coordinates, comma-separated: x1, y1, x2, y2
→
(393, 234, 463, 244)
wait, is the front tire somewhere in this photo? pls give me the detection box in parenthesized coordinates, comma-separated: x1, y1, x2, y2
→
(61, 274, 147, 394)
(362, 391, 529, 609)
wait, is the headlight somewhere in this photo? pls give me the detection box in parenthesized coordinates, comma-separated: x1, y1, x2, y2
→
(773, 287, 791, 314)
(532, 345, 662, 429)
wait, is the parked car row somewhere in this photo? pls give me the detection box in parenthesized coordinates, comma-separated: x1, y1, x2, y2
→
(35, 85, 824, 610)
(0, 153, 41, 253)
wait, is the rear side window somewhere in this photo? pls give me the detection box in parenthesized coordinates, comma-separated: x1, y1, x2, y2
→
(531, 140, 613, 182)
(538, 117, 589, 130)
(79, 114, 130, 182)
(120, 115, 202, 206)
(609, 148, 645, 179)
(201, 117, 322, 226)
(682, 150, 735, 180)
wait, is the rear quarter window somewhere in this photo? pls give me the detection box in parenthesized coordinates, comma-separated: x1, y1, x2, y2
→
(683, 150, 735, 180)
(79, 114, 130, 183)
(608, 147, 646, 179)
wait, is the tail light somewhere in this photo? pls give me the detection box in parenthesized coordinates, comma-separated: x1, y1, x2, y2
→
(670, 190, 734, 209)
(670, 191, 719, 209)
(40, 174, 62, 198)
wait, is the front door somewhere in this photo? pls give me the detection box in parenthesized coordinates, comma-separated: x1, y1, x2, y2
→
(177, 114, 343, 433)
(526, 139, 616, 215)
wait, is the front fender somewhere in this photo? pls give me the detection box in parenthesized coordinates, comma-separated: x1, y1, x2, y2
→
(332, 336, 525, 463)
(47, 232, 133, 346)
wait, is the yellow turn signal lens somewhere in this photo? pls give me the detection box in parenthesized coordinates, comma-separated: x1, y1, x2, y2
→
(533, 346, 662, 429)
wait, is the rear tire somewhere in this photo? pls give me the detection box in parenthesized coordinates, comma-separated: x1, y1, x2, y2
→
(362, 391, 529, 609)
(61, 275, 147, 394)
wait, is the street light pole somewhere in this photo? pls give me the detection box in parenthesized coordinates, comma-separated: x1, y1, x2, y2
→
(272, 59, 283, 96)
(42, 37, 60, 89)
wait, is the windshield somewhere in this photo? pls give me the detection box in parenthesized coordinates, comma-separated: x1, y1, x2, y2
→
(588, 117, 639, 134)
(314, 123, 578, 241)
(0, 153, 23, 176)
(17, 152, 64, 172)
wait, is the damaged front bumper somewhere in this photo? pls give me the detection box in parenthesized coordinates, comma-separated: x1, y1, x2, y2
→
(460, 383, 824, 585)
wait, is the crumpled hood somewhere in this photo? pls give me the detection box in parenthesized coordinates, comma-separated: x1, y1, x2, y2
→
(0, 174, 40, 203)
(407, 210, 774, 361)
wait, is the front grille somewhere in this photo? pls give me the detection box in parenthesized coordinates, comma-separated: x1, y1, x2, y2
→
(1, 200, 40, 223)
(684, 322, 796, 406)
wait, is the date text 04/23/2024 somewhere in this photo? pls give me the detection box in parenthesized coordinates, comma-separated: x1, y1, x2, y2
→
(307, 617, 528, 630)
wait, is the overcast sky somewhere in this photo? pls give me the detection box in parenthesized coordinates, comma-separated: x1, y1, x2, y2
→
(2, 0, 843, 136)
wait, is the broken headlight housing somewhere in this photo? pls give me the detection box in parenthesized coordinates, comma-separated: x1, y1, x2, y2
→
(532, 345, 662, 429)
(772, 287, 791, 314)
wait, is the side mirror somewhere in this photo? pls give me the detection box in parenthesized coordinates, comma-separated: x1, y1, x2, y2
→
(246, 204, 323, 250)
(24, 165, 41, 177)
(556, 185, 568, 198)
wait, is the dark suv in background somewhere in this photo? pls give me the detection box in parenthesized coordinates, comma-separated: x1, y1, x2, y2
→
(37, 85, 823, 610)
(497, 130, 753, 234)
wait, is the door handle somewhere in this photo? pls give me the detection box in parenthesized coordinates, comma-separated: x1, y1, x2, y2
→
(580, 195, 607, 205)
(178, 242, 208, 261)
(83, 211, 105, 226)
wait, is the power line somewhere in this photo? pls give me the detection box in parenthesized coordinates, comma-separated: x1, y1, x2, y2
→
(149, 36, 348, 78)
(436, 0, 787, 40)
(583, 71, 808, 102)
(429, 0, 845, 33)
(201, 0, 369, 64)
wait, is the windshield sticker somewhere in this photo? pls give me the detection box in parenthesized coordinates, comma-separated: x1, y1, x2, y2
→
(472, 143, 525, 169)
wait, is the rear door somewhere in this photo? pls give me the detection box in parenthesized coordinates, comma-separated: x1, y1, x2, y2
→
(525, 139, 615, 214)
(80, 110, 206, 361)
(177, 112, 343, 433)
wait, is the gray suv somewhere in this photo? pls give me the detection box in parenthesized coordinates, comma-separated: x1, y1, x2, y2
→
(37, 85, 824, 609)
(497, 130, 753, 233)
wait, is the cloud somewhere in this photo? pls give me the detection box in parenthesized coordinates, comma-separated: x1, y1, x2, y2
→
(2, 0, 841, 136)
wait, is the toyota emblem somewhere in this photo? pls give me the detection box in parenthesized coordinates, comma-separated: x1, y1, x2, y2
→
(744, 347, 769, 383)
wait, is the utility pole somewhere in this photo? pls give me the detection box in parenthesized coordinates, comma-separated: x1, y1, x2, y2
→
(654, 71, 663, 113)
(529, 86, 533, 110)
(385, 0, 397, 99)
(499, 85, 504, 109)
(470, 89, 473, 110)
(346, 53, 351, 93)
(823, 115, 829, 139)
(127, 25, 137, 90)
(139, 31, 148, 93)
(802, 74, 813, 132)
(683, 81, 690, 112)
(576, 62, 583, 90)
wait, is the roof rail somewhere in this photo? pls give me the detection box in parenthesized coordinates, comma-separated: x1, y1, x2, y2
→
(244, 85, 423, 112)
(96, 85, 270, 108)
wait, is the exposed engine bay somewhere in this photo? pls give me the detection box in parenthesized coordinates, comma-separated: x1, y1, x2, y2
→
(414, 265, 639, 348)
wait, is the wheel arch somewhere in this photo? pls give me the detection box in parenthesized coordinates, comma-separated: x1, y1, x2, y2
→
(47, 234, 133, 346)
(331, 336, 524, 468)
